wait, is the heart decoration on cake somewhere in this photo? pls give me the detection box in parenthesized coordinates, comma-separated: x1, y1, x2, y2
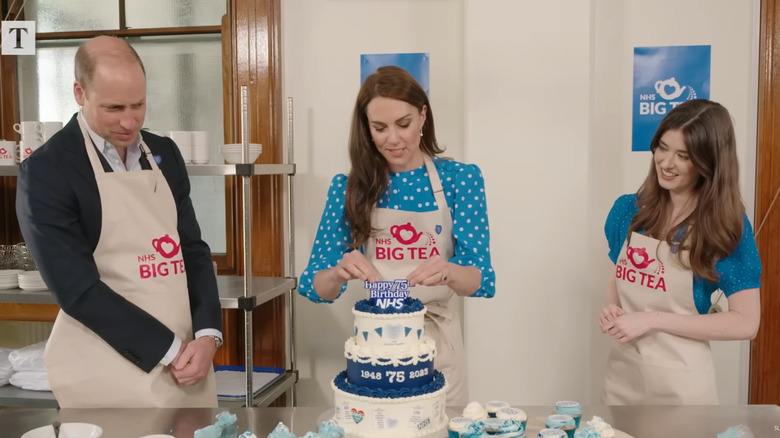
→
(351, 408, 365, 424)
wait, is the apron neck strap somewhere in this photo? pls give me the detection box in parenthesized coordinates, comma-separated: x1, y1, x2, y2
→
(423, 156, 448, 211)
(77, 115, 158, 174)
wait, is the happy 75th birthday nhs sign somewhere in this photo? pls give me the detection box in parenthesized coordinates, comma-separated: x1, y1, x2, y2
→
(632, 45, 711, 152)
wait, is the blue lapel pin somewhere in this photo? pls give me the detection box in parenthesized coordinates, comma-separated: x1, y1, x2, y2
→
(153, 155, 162, 164)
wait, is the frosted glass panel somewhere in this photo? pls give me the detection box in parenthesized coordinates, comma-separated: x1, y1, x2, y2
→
(17, 41, 81, 124)
(16, 35, 227, 254)
(125, 0, 226, 29)
(25, 0, 119, 33)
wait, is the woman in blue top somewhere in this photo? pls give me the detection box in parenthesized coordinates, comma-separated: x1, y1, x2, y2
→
(298, 66, 495, 405)
(600, 99, 762, 405)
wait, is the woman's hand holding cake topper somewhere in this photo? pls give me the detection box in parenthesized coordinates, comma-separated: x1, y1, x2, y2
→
(313, 250, 380, 301)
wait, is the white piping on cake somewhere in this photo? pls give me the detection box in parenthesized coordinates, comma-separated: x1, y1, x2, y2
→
(344, 336, 437, 366)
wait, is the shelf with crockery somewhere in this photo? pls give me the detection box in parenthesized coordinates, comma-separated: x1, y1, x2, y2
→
(0, 370, 298, 409)
(0, 275, 297, 309)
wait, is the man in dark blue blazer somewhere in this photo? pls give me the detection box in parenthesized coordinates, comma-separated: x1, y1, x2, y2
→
(15, 36, 222, 407)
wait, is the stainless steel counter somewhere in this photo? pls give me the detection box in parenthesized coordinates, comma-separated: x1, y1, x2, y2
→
(0, 405, 778, 437)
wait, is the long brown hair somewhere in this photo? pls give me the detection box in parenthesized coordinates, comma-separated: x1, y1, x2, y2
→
(629, 99, 744, 282)
(345, 66, 443, 248)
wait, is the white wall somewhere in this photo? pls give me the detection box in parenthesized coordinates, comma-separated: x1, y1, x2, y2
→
(285, 0, 759, 406)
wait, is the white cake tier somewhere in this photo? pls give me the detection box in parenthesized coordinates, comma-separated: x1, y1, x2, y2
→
(345, 335, 436, 366)
(352, 305, 426, 350)
(332, 376, 448, 438)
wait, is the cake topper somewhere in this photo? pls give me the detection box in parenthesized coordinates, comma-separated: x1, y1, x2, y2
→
(365, 279, 411, 309)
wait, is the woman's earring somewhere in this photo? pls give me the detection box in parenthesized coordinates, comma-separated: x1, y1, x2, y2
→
(420, 129, 423, 138)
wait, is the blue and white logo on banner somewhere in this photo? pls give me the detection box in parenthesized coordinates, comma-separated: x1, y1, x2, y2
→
(632, 45, 710, 151)
(361, 53, 429, 95)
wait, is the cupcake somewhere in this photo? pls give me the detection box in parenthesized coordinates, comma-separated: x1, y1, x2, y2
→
(317, 419, 345, 438)
(496, 407, 527, 431)
(463, 401, 489, 421)
(580, 416, 614, 438)
(538, 429, 567, 438)
(545, 415, 576, 438)
(573, 425, 599, 438)
(484, 418, 524, 437)
(485, 401, 511, 418)
(449, 417, 474, 438)
(266, 422, 297, 438)
(459, 421, 487, 438)
(238, 431, 258, 438)
(554, 401, 582, 428)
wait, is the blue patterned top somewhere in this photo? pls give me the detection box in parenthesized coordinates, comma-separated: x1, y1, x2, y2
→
(605, 194, 762, 314)
(298, 157, 495, 303)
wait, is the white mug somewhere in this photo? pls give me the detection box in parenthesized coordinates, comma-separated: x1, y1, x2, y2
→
(37, 121, 63, 142)
(0, 141, 16, 166)
(168, 131, 192, 162)
(13, 121, 41, 136)
(19, 139, 42, 162)
(191, 131, 210, 165)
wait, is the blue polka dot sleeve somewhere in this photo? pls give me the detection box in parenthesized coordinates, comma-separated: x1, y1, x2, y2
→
(297, 158, 496, 302)
(604, 194, 639, 263)
(298, 174, 352, 303)
(713, 214, 762, 296)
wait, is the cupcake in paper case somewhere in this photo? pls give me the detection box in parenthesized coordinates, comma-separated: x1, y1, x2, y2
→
(538, 429, 567, 438)
(459, 421, 487, 438)
(317, 419, 345, 438)
(554, 401, 582, 428)
(463, 401, 489, 421)
(485, 400, 511, 418)
(449, 416, 475, 438)
(482, 418, 525, 437)
(545, 415, 576, 438)
(496, 407, 527, 430)
(267, 422, 297, 438)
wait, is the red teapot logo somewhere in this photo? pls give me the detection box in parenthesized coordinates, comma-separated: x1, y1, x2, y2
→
(390, 222, 423, 245)
(152, 234, 180, 259)
(0, 148, 7, 155)
(626, 246, 655, 269)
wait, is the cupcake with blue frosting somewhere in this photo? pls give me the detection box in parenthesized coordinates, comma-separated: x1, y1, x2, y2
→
(482, 418, 524, 437)
(459, 421, 486, 438)
(545, 414, 576, 438)
(577, 416, 614, 438)
(317, 419, 345, 438)
(496, 407, 527, 431)
(485, 401, 511, 418)
(538, 429, 567, 438)
(554, 401, 582, 428)
(449, 417, 475, 438)
(266, 423, 297, 438)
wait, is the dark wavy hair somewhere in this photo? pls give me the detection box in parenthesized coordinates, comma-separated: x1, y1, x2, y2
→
(629, 99, 745, 282)
(345, 66, 444, 248)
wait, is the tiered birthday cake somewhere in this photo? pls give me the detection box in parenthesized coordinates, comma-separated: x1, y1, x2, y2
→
(331, 281, 448, 437)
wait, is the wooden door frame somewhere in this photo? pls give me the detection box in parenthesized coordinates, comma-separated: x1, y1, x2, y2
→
(750, 0, 780, 404)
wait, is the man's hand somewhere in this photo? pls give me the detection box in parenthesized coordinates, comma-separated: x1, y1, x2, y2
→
(171, 337, 218, 385)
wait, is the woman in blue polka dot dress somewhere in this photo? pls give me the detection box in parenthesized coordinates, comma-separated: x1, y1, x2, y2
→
(600, 99, 762, 405)
(298, 66, 495, 405)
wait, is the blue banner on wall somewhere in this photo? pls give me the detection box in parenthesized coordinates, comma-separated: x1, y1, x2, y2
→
(632, 45, 711, 151)
(361, 53, 430, 95)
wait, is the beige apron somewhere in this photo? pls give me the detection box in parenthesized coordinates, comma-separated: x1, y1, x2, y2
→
(44, 117, 217, 408)
(366, 156, 467, 406)
(602, 232, 717, 405)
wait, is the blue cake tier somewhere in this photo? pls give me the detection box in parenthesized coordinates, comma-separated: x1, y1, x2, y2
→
(333, 369, 446, 399)
(354, 297, 424, 314)
(346, 355, 434, 389)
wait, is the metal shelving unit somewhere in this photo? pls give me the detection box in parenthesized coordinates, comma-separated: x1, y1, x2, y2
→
(0, 89, 298, 409)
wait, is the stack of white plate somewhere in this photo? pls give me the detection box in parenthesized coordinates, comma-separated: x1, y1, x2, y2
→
(0, 269, 22, 289)
(18, 271, 47, 291)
